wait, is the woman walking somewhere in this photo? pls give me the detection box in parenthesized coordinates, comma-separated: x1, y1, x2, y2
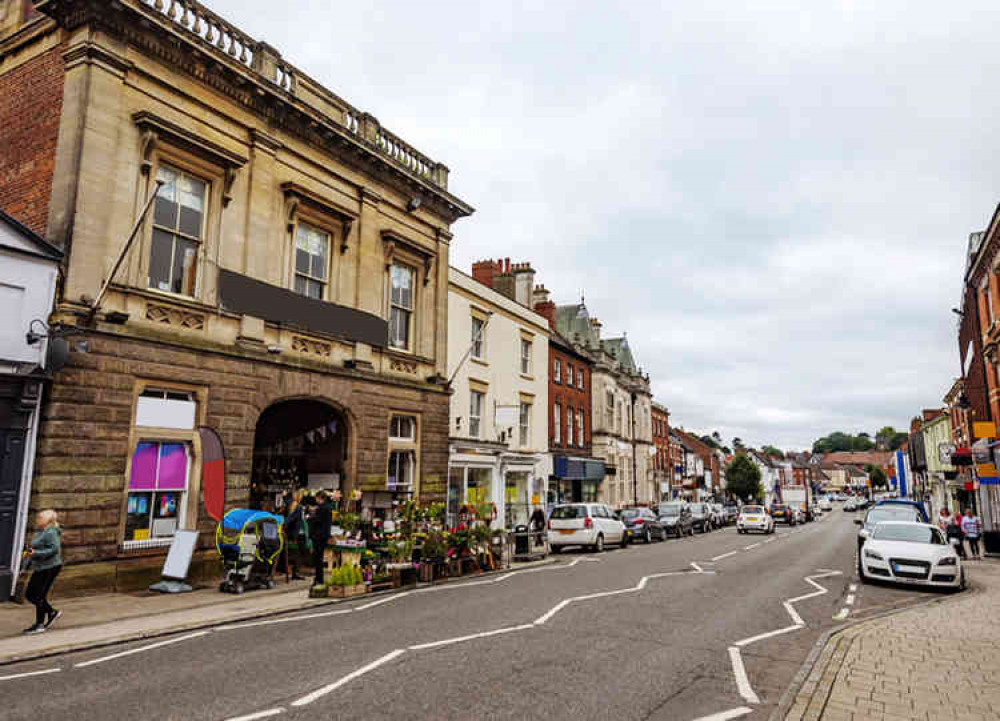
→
(23, 509, 63, 635)
(961, 507, 983, 560)
(282, 491, 310, 580)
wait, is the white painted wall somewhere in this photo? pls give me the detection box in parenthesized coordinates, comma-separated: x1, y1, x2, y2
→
(0, 245, 59, 367)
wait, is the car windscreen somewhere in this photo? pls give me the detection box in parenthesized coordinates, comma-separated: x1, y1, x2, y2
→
(620, 510, 641, 519)
(742, 506, 763, 514)
(691, 504, 706, 513)
(872, 525, 945, 545)
(659, 505, 681, 516)
(866, 508, 920, 525)
(551, 506, 586, 520)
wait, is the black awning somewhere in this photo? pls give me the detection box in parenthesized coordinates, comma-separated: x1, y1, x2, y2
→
(218, 269, 387, 347)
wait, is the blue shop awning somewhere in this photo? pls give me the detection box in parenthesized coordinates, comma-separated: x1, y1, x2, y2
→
(554, 457, 605, 481)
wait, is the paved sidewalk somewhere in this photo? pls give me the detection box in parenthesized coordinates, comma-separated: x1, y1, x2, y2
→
(785, 559, 1000, 721)
(0, 558, 554, 666)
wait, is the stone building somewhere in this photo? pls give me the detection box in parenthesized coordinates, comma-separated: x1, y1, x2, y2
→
(0, 0, 472, 593)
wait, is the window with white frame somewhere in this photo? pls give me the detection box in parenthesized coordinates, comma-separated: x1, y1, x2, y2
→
(577, 367, 585, 390)
(387, 414, 418, 494)
(568, 364, 575, 387)
(520, 338, 532, 375)
(577, 408, 585, 447)
(388, 450, 415, 492)
(554, 359, 561, 383)
(519, 401, 531, 447)
(568, 407, 575, 446)
(554, 402, 561, 446)
(293, 221, 330, 299)
(605, 390, 614, 429)
(390, 415, 416, 441)
(150, 165, 206, 297)
(469, 390, 484, 438)
(389, 263, 415, 350)
(471, 316, 485, 359)
(125, 441, 190, 543)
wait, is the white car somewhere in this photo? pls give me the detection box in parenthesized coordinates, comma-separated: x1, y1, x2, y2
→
(860, 521, 964, 590)
(737, 505, 774, 534)
(548, 503, 626, 553)
(819, 497, 833, 512)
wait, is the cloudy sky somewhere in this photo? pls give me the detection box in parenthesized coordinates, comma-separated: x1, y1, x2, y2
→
(217, 0, 999, 450)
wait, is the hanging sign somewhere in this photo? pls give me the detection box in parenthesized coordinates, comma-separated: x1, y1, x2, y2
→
(198, 427, 226, 522)
(974, 422, 996, 439)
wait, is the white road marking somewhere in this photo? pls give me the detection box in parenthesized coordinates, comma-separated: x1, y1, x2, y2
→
(216, 608, 353, 631)
(849, 584, 857, 592)
(354, 592, 413, 610)
(223, 709, 285, 721)
(690, 561, 704, 573)
(845, 594, 856, 605)
(834, 608, 850, 621)
(728, 647, 761, 704)
(291, 649, 406, 707)
(74, 631, 210, 668)
(733, 624, 803, 647)
(408, 624, 534, 651)
(712, 551, 738, 561)
(0, 667, 61, 682)
(743, 543, 760, 550)
(691, 707, 754, 721)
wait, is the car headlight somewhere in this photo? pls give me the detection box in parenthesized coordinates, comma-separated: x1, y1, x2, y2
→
(938, 557, 957, 567)
(864, 548, 883, 560)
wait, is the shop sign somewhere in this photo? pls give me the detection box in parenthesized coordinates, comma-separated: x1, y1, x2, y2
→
(938, 443, 956, 465)
(974, 422, 997, 439)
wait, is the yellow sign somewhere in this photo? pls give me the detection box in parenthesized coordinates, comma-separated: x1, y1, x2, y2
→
(133, 529, 150, 541)
(530, 494, 540, 505)
(977, 464, 999, 478)
(974, 422, 996, 439)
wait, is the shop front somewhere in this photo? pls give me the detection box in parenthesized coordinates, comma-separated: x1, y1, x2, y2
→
(501, 453, 546, 529)
(550, 456, 605, 506)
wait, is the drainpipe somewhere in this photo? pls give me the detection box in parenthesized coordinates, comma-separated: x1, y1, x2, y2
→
(630, 392, 638, 506)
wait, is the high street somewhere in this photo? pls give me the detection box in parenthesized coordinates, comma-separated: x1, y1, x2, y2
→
(0, 511, 943, 721)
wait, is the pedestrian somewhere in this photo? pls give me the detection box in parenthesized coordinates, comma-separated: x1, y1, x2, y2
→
(308, 490, 333, 587)
(283, 491, 310, 580)
(22, 509, 63, 635)
(961, 507, 983, 560)
(529, 506, 546, 548)
(946, 511, 966, 560)
(937, 507, 951, 533)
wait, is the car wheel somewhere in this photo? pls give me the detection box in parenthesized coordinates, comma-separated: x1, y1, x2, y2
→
(858, 562, 869, 584)
(643, 529, 651, 544)
(550, 545, 561, 554)
(594, 534, 605, 553)
(959, 570, 967, 591)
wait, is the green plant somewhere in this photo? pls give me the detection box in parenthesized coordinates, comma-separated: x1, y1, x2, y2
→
(338, 512, 361, 533)
(422, 529, 447, 560)
(423, 501, 446, 525)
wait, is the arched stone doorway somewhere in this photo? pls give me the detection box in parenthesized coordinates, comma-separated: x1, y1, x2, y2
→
(250, 399, 349, 511)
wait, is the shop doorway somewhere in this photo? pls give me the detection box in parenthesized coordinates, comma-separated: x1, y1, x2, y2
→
(250, 400, 348, 511)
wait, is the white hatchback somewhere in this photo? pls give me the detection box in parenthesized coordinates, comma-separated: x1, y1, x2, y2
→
(548, 503, 626, 553)
(737, 505, 774, 534)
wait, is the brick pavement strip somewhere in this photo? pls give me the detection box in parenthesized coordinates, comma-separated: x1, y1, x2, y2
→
(783, 560, 1000, 721)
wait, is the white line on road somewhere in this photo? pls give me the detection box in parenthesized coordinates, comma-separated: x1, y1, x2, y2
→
(216, 608, 353, 631)
(743, 543, 760, 550)
(733, 624, 804, 647)
(834, 608, 850, 621)
(223, 708, 285, 721)
(408, 624, 534, 651)
(845, 594, 856, 605)
(691, 707, 754, 721)
(291, 649, 406, 707)
(712, 551, 738, 561)
(690, 561, 705, 573)
(74, 631, 210, 668)
(727, 647, 760, 704)
(849, 584, 857, 592)
(0, 667, 61, 682)
(354, 592, 413, 610)
(763, 538, 774, 544)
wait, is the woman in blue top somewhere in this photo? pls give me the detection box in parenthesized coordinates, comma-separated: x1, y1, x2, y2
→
(23, 509, 63, 634)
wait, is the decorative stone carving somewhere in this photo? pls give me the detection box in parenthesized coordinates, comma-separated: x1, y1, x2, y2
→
(389, 357, 418, 375)
(291, 336, 332, 357)
(145, 302, 205, 330)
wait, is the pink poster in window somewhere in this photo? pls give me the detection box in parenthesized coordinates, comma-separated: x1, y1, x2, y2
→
(157, 444, 188, 490)
(129, 442, 158, 490)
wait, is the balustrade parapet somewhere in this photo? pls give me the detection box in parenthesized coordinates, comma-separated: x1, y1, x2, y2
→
(95, 0, 451, 190)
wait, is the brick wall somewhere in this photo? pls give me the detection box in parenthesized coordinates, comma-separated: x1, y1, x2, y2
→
(0, 43, 64, 234)
(33, 330, 449, 592)
(548, 343, 592, 455)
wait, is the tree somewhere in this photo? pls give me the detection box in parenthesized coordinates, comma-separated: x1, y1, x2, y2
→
(866, 465, 888, 490)
(762, 445, 785, 459)
(725, 454, 763, 502)
(712, 431, 722, 445)
(812, 431, 874, 453)
(876, 426, 898, 451)
(732, 437, 745, 451)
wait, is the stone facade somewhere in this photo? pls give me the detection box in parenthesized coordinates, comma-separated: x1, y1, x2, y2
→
(0, 0, 472, 593)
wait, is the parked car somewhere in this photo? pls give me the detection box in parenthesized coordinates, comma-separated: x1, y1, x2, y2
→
(689, 503, 713, 532)
(620, 507, 667, 543)
(770, 503, 796, 526)
(548, 503, 627, 553)
(658, 502, 695, 538)
(710, 503, 727, 527)
(737, 505, 775, 534)
(724, 505, 740, 524)
(844, 498, 857, 512)
(873, 499, 929, 523)
(859, 521, 964, 589)
(855, 504, 925, 559)
(819, 497, 833, 512)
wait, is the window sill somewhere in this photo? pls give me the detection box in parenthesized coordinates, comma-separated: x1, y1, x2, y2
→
(470, 357, 489, 367)
(119, 537, 174, 556)
(520, 374, 534, 381)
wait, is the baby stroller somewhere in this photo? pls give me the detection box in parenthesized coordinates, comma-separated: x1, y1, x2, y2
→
(216, 509, 285, 594)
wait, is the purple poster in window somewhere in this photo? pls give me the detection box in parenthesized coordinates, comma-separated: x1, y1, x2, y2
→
(157, 444, 188, 490)
(129, 442, 158, 490)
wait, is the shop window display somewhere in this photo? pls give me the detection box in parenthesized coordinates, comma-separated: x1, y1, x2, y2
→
(126, 441, 189, 542)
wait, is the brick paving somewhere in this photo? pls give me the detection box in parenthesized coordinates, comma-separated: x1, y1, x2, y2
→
(786, 559, 1000, 721)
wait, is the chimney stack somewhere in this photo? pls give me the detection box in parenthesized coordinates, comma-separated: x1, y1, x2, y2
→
(533, 284, 555, 329)
(471, 258, 502, 288)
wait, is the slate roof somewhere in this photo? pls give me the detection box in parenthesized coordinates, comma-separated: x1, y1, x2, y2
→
(601, 336, 637, 372)
(0, 208, 62, 261)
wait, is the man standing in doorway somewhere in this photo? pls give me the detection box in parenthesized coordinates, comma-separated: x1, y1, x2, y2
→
(309, 491, 334, 586)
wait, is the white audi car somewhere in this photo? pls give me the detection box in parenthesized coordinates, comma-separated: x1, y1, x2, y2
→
(736, 505, 774, 534)
(859, 521, 964, 590)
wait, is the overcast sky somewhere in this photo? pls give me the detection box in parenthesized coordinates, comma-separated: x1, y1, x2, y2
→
(216, 0, 999, 450)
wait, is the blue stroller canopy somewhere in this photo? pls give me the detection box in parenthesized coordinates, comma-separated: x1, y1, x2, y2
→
(221, 508, 284, 530)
